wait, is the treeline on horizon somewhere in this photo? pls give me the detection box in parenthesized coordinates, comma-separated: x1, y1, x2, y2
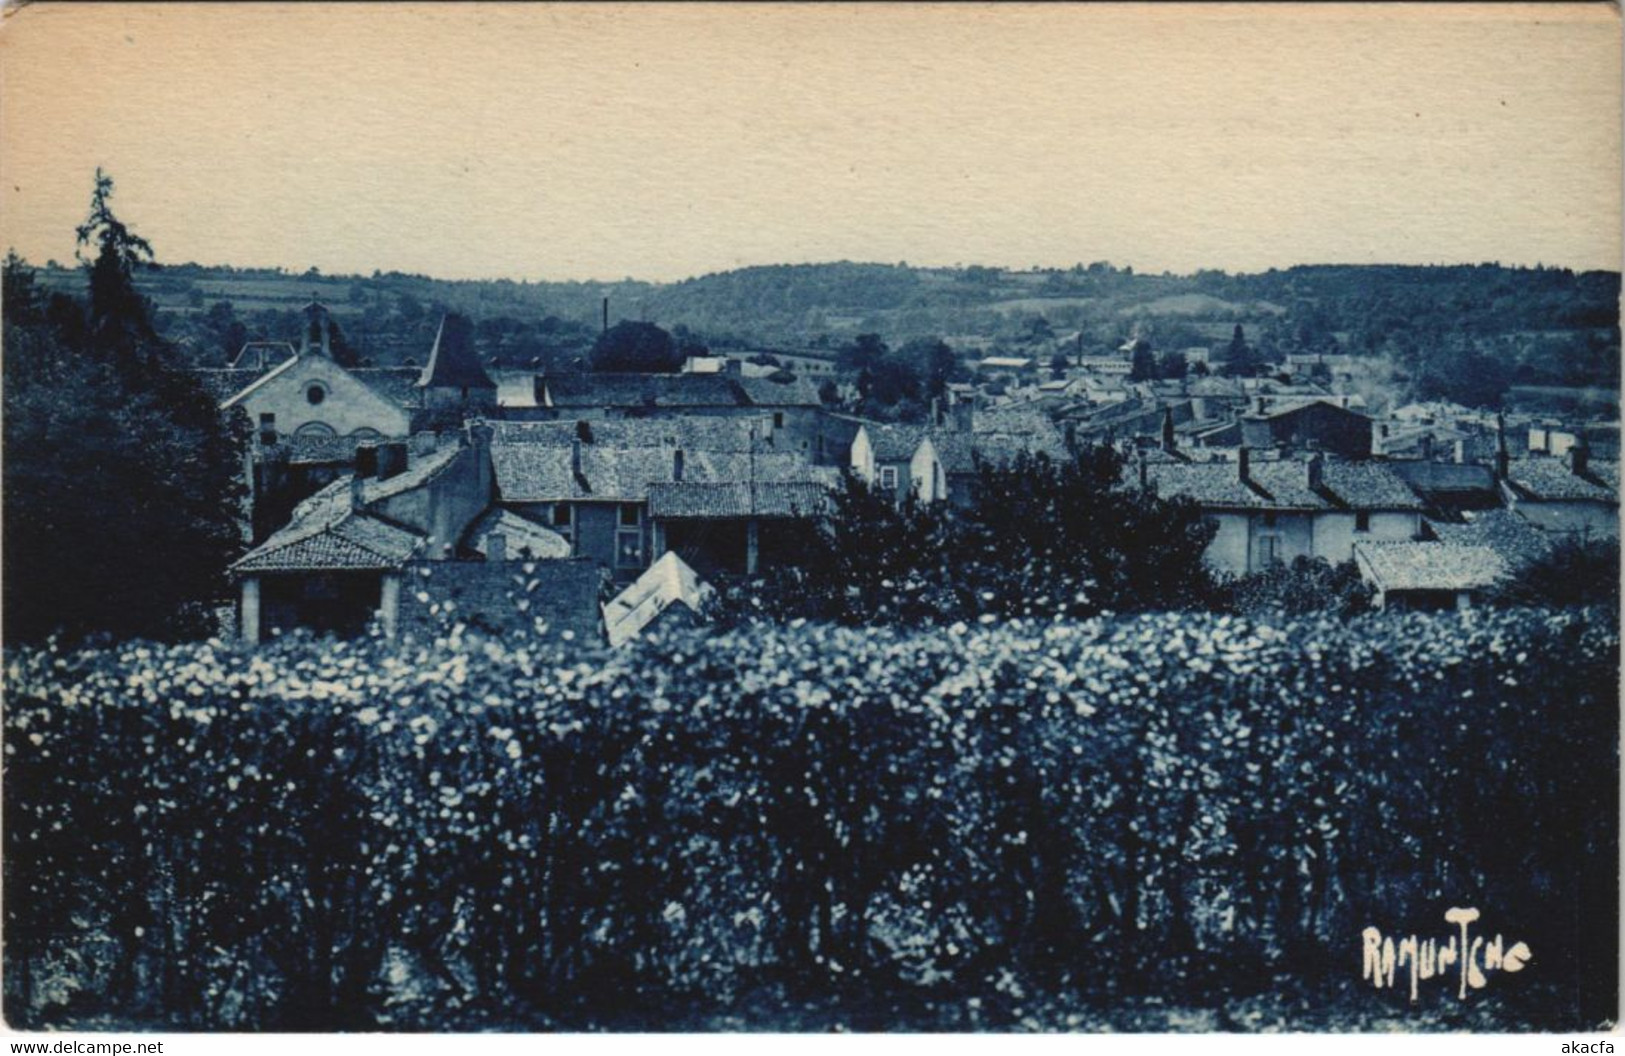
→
(17, 255, 1622, 406)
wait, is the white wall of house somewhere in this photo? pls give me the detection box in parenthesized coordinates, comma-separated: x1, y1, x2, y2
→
(850, 428, 876, 482)
(1202, 511, 1252, 575)
(229, 359, 412, 439)
(1312, 510, 1420, 565)
(912, 440, 945, 502)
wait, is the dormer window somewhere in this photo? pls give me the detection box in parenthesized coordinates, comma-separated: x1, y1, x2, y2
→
(305, 382, 328, 406)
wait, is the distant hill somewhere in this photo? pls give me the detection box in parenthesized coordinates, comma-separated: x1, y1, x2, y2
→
(22, 258, 1620, 402)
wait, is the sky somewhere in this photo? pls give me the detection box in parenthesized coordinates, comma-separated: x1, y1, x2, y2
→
(1, 2, 1619, 283)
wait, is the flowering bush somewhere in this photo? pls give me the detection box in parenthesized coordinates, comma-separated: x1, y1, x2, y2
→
(4, 608, 1616, 1030)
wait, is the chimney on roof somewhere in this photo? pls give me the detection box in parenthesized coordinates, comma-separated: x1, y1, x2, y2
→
(377, 441, 408, 481)
(673, 448, 685, 482)
(930, 397, 942, 427)
(1255, 395, 1267, 415)
(1495, 413, 1511, 480)
(576, 419, 592, 443)
(571, 437, 583, 480)
(350, 473, 366, 510)
(355, 443, 380, 479)
(602, 297, 609, 335)
(1238, 446, 1252, 484)
(1453, 439, 1466, 465)
(1306, 451, 1325, 490)
(1567, 442, 1590, 477)
(1419, 433, 1434, 461)
(1160, 407, 1176, 453)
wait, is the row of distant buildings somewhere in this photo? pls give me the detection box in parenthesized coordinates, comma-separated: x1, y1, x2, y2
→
(197, 302, 1619, 645)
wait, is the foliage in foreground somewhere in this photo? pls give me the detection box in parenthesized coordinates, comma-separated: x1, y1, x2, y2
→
(4, 608, 1617, 1030)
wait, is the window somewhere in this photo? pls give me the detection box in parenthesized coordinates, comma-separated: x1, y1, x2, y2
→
(773, 412, 785, 429)
(258, 412, 277, 445)
(305, 382, 327, 406)
(1354, 510, 1371, 533)
(1256, 535, 1280, 568)
(879, 466, 899, 490)
(1261, 511, 1278, 528)
(295, 421, 336, 438)
(548, 504, 574, 552)
(616, 508, 644, 568)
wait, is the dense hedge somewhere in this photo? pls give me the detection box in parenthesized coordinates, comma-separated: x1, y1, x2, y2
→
(4, 609, 1617, 1030)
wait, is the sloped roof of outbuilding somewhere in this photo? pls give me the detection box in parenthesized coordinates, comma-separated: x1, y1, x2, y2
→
(1354, 542, 1507, 593)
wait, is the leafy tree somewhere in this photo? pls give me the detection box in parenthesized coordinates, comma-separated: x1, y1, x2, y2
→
(732, 446, 1219, 625)
(1049, 352, 1070, 379)
(837, 332, 889, 379)
(1157, 350, 1189, 381)
(896, 336, 960, 402)
(589, 320, 682, 373)
(1224, 556, 1371, 618)
(1222, 324, 1259, 377)
(3, 174, 246, 643)
(1493, 535, 1620, 608)
(1128, 341, 1157, 382)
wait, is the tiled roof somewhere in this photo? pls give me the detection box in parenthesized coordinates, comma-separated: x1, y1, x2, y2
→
(491, 417, 772, 452)
(1355, 542, 1507, 593)
(283, 434, 365, 464)
(351, 367, 426, 410)
(230, 341, 297, 371)
(1144, 459, 1423, 511)
(866, 424, 930, 462)
(492, 441, 816, 504)
(463, 508, 572, 560)
(234, 511, 422, 574)
(192, 368, 276, 403)
(1428, 508, 1553, 570)
(1320, 463, 1427, 510)
(539, 372, 823, 411)
(646, 479, 835, 519)
(1506, 457, 1618, 503)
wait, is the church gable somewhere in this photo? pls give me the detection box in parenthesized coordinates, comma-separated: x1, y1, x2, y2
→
(228, 358, 414, 439)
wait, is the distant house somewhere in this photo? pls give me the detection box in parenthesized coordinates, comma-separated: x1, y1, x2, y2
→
(851, 422, 936, 498)
(488, 418, 830, 581)
(531, 370, 825, 455)
(232, 425, 495, 640)
(647, 478, 836, 576)
(850, 406, 1069, 506)
(1354, 542, 1507, 611)
(1500, 451, 1619, 538)
(1238, 398, 1373, 459)
(231, 421, 607, 643)
(215, 301, 419, 443)
(1143, 452, 1425, 575)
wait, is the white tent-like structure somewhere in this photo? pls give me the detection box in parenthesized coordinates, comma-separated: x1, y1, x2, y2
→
(602, 551, 715, 648)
